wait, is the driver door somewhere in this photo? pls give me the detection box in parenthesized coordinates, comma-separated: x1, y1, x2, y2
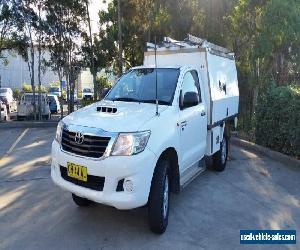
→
(179, 70, 207, 171)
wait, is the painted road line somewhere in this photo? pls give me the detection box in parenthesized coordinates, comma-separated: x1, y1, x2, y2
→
(6, 128, 29, 155)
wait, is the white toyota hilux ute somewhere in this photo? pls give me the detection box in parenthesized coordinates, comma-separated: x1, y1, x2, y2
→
(51, 35, 239, 234)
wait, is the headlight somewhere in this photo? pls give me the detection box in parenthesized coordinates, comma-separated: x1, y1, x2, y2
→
(55, 120, 64, 144)
(111, 131, 151, 156)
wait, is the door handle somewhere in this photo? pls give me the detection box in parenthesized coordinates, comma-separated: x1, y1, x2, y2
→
(201, 111, 206, 116)
(181, 120, 187, 127)
(180, 120, 187, 131)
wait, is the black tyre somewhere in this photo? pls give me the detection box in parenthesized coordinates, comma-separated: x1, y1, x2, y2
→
(212, 134, 228, 172)
(72, 193, 92, 207)
(148, 160, 170, 234)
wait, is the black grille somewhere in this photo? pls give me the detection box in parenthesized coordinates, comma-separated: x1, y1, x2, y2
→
(61, 129, 110, 158)
(60, 166, 105, 191)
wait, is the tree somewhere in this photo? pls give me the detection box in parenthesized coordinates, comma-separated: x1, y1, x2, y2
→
(84, 0, 97, 99)
(94, 0, 207, 71)
(0, 0, 15, 57)
(254, 0, 300, 85)
(36, 0, 48, 120)
(14, 0, 41, 120)
(95, 75, 112, 97)
(46, 0, 86, 116)
(226, 0, 267, 130)
(117, 0, 123, 76)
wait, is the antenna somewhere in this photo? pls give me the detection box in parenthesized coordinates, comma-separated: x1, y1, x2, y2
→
(155, 35, 159, 116)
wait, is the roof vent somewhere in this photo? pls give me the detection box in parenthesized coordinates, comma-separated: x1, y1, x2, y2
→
(96, 106, 117, 113)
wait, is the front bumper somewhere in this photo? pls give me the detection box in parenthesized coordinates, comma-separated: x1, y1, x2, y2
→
(51, 140, 157, 209)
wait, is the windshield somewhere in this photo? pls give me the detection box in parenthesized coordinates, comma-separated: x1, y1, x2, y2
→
(83, 88, 91, 92)
(49, 87, 59, 92)
(105, 68, 179, 105)
(48, 96, 55, 102)
(0, 89, 7, 93)
(22, 95, 46, 103)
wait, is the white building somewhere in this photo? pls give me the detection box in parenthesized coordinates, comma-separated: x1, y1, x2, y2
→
(0, 49, 116, 91)
(78, 69, 94, 90)
(0, 49, 60, 89)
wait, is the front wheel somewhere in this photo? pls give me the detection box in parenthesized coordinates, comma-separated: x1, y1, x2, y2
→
(212, 134, 228, 172)
(72, 193, 92, 207)
(148, 160, 170, 234)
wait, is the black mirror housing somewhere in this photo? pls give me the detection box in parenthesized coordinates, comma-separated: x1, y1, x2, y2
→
(181, 92, 199, 109)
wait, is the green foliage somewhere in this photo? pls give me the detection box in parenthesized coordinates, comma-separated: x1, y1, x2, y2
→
(255, 85, 300, 157)
(95, 0, 209, 70)
(80, 99, 94, 107)
(13, 88, 21, 100)
(49, 81, 60, 87)
(22, 83, 32, 93)
(254, 0, 300, 84)
(62, 90, 66, 100)
(22, 83, 47, 93)
(0, 0, 15, 55)
(38, 85, 47, 93)
(95, 75, 112, 97)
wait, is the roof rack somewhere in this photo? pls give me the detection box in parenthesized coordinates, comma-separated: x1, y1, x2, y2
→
(146, 34, 234, 60)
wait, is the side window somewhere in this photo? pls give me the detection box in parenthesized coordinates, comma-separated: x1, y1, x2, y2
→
(181, 71, 202, 102)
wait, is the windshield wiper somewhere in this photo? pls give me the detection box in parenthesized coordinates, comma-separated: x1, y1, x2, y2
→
(112, 97, 140, 102)
(140, 99, 170, 105)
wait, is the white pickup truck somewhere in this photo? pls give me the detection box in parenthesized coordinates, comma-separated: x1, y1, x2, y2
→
(51, 35, 239, 234)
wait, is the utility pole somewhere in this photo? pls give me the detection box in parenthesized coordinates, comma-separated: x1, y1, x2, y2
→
(117, 0, 123, 77)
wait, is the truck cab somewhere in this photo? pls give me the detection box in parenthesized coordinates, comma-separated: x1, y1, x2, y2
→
(51, 35, 239, 234)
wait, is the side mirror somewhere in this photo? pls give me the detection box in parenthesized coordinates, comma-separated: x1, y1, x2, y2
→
(181, 91, 199, 109)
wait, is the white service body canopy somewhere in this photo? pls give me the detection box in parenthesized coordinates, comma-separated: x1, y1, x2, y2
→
(144, 45, 239, 127)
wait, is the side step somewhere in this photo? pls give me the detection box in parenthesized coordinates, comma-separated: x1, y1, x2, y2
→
(180, 159, 206, 189)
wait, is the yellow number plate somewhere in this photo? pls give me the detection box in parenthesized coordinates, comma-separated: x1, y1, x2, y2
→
(67, 162, 88, 182)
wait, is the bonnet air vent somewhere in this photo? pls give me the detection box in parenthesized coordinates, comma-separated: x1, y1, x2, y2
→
(96, 106, 117, 113)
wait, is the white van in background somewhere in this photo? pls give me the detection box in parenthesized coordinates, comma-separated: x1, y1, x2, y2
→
(17, 93, 50, 120)
(0, 87, 17, 113)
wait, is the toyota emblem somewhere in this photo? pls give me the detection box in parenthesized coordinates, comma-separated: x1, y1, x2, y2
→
(74, 131, 84, 144)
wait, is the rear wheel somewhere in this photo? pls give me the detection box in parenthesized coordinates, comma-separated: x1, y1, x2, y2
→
(212, 133, 228, 172)
(72, 193, 92, 207)
(148, 160, 170, 234)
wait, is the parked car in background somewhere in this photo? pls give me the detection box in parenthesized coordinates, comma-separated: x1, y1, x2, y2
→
(48, 94, 61, 114)
(49, 87, 61, 98)
(0, 101, 8, 121)
(17, 93, 50, 120)
(0, 87, 17, 113)
(82, 88, 93, 100)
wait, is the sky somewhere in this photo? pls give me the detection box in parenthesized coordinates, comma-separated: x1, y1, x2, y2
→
(89, 0, 110, 34)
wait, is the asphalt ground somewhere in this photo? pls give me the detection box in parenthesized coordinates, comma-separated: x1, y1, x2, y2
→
(0, 127, 299, 250)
